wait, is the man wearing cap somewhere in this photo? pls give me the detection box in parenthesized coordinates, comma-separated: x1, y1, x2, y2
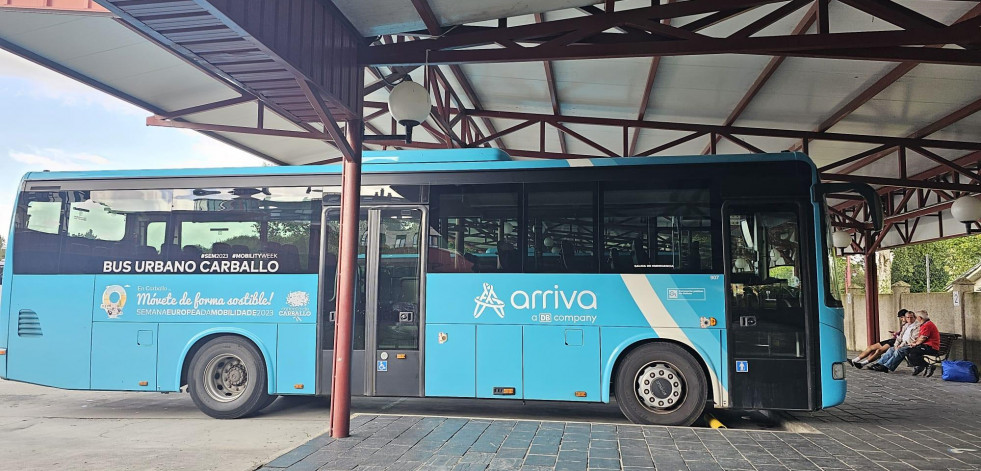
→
(906, 310, 941, 377)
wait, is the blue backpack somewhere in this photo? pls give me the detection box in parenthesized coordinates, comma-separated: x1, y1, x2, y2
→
(942, 360, 980, 383)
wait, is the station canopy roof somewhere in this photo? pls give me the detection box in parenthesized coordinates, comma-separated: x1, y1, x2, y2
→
(0, 0, 979, 248)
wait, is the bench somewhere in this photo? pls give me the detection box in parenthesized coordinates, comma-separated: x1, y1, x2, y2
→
(905, 332, 961, 368)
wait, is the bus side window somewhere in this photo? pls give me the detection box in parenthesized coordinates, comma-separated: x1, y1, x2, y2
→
(526, 185, 596, 273)
(13, 192, 63, 274)
(428, 184, 521, 274)
(602, 185, 714, 274)
(56, 190, 173, 274)
(172, 187, 321, 274)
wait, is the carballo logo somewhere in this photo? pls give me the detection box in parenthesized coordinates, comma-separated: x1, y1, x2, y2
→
(474, 283, 506, 319)
(101, 285, 127, 318)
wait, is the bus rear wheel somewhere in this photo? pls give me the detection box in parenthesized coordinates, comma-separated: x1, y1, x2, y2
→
(615, 342, 707, 426)
(188, 336, 270, 419)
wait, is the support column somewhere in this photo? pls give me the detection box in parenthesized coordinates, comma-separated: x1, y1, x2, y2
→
(329, 120, 363, 438)
(864, 252, 880, 346)
(952, 277, 973, 359)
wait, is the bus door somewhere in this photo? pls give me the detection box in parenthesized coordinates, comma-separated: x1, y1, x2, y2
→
(320, 206, 425, 397)
(723, 202, 814, 410)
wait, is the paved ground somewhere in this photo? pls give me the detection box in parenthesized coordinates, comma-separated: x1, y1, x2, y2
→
(0, 378, 767, 471)
(260, 362, 981, 471)
(0, 379, 331, 471)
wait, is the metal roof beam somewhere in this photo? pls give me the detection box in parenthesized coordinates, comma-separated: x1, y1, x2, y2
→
(832, 151, 981, 216)
(820, 173, 980, 193)
(732, 0, 811, 38)
(463, 108, 981, 151)
(793, 0, 978, 154)
(389, 0, 502, 150)
(838, 0, 957, 33)
(409, 0, 442, 35)
(446, 64, 503, 148)
(536, 13, 566, 155)
(627, 0, 678, 157)
(364, 1, 981, 65)
(830, 97, 981, 174)
(702, 3, 817, 154)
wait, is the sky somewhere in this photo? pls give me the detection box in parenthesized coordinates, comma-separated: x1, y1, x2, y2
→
(0, 49, 266, 241)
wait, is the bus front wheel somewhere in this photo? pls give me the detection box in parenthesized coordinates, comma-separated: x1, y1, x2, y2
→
(188, 336, 271, 419)
(615, 342, 707, 426)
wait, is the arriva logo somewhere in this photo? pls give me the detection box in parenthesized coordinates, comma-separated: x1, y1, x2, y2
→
(475, 282, 599, 317)
(474, 283, 506, 319)
(510, 285, 598, 310)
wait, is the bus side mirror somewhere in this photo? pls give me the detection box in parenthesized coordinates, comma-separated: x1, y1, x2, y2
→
(814, 183, 883, 232)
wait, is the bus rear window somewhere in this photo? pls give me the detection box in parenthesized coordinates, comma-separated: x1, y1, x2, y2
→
(13, 192, 63, 274)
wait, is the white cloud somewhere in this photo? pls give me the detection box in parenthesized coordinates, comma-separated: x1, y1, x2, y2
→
(0, 49, 144, 116)
(10, 148, 110, 171)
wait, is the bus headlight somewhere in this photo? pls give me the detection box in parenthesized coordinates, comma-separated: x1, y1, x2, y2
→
(831, 362, 846, 380)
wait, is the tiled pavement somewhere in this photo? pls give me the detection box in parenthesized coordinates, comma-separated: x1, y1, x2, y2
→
(260, 363, 981, 471)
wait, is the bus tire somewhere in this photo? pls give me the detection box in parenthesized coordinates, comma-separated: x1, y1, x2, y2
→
(614, 342, 707, 426)
(188, 336, 270, 419)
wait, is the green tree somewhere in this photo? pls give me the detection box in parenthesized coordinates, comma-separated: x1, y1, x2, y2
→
(890, 234, 981, 292)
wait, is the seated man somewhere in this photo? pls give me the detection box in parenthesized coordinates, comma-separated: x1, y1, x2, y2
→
(848, 309, 910, 368)
(907, 310, 942, 377)
(868, 310, 919, 372)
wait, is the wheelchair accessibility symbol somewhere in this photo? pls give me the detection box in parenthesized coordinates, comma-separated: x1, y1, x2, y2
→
(377, 360, 388, 372)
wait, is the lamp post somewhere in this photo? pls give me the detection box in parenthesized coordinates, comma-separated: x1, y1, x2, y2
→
(329, 76, 430, 439)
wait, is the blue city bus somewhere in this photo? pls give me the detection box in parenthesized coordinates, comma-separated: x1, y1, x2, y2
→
(0, 149, 879, 425)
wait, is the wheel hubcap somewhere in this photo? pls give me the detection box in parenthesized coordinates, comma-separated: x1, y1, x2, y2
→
(635, 363, 685, 411)
(204, 354, 249, 403)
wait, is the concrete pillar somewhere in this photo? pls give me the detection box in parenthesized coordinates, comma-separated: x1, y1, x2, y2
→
(847, 286, 866, 350)
(892, 281, 911, 334)
(952, 277, 973, 359)
(864, 253, 880, 346)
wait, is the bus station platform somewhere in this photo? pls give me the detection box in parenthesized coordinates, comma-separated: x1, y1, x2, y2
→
(259, 368, 981, 471)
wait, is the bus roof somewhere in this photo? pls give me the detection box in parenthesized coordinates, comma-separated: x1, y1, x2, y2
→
(23, 149, 815, 181)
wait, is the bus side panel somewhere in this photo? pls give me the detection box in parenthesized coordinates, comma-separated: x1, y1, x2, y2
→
(523, 325, 600, 401)
(600, 327, 725, 407)
(424, 323, 476, 398)
(156, 323, 278, 393)
(819, 319, 847, 408)
(476, 324, 523, 399)
(276, 323, 317, 395)
(6, 275, 94, 389)
(813, 200, 846, 408)
(0, 184, 20, 380)
(0, 271, 10, 380)
(91, 322, 158, 391)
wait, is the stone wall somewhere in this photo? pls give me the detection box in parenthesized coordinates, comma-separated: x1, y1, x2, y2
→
(843, 279, 981, 364)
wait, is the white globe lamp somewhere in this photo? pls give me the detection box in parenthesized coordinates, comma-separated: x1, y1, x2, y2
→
(388, 79, 431, 143)
(951, 196, 981, 234)
(831, 230, 852, 250)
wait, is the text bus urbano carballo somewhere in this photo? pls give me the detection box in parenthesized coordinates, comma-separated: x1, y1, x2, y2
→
(0, 149, 881, 425)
